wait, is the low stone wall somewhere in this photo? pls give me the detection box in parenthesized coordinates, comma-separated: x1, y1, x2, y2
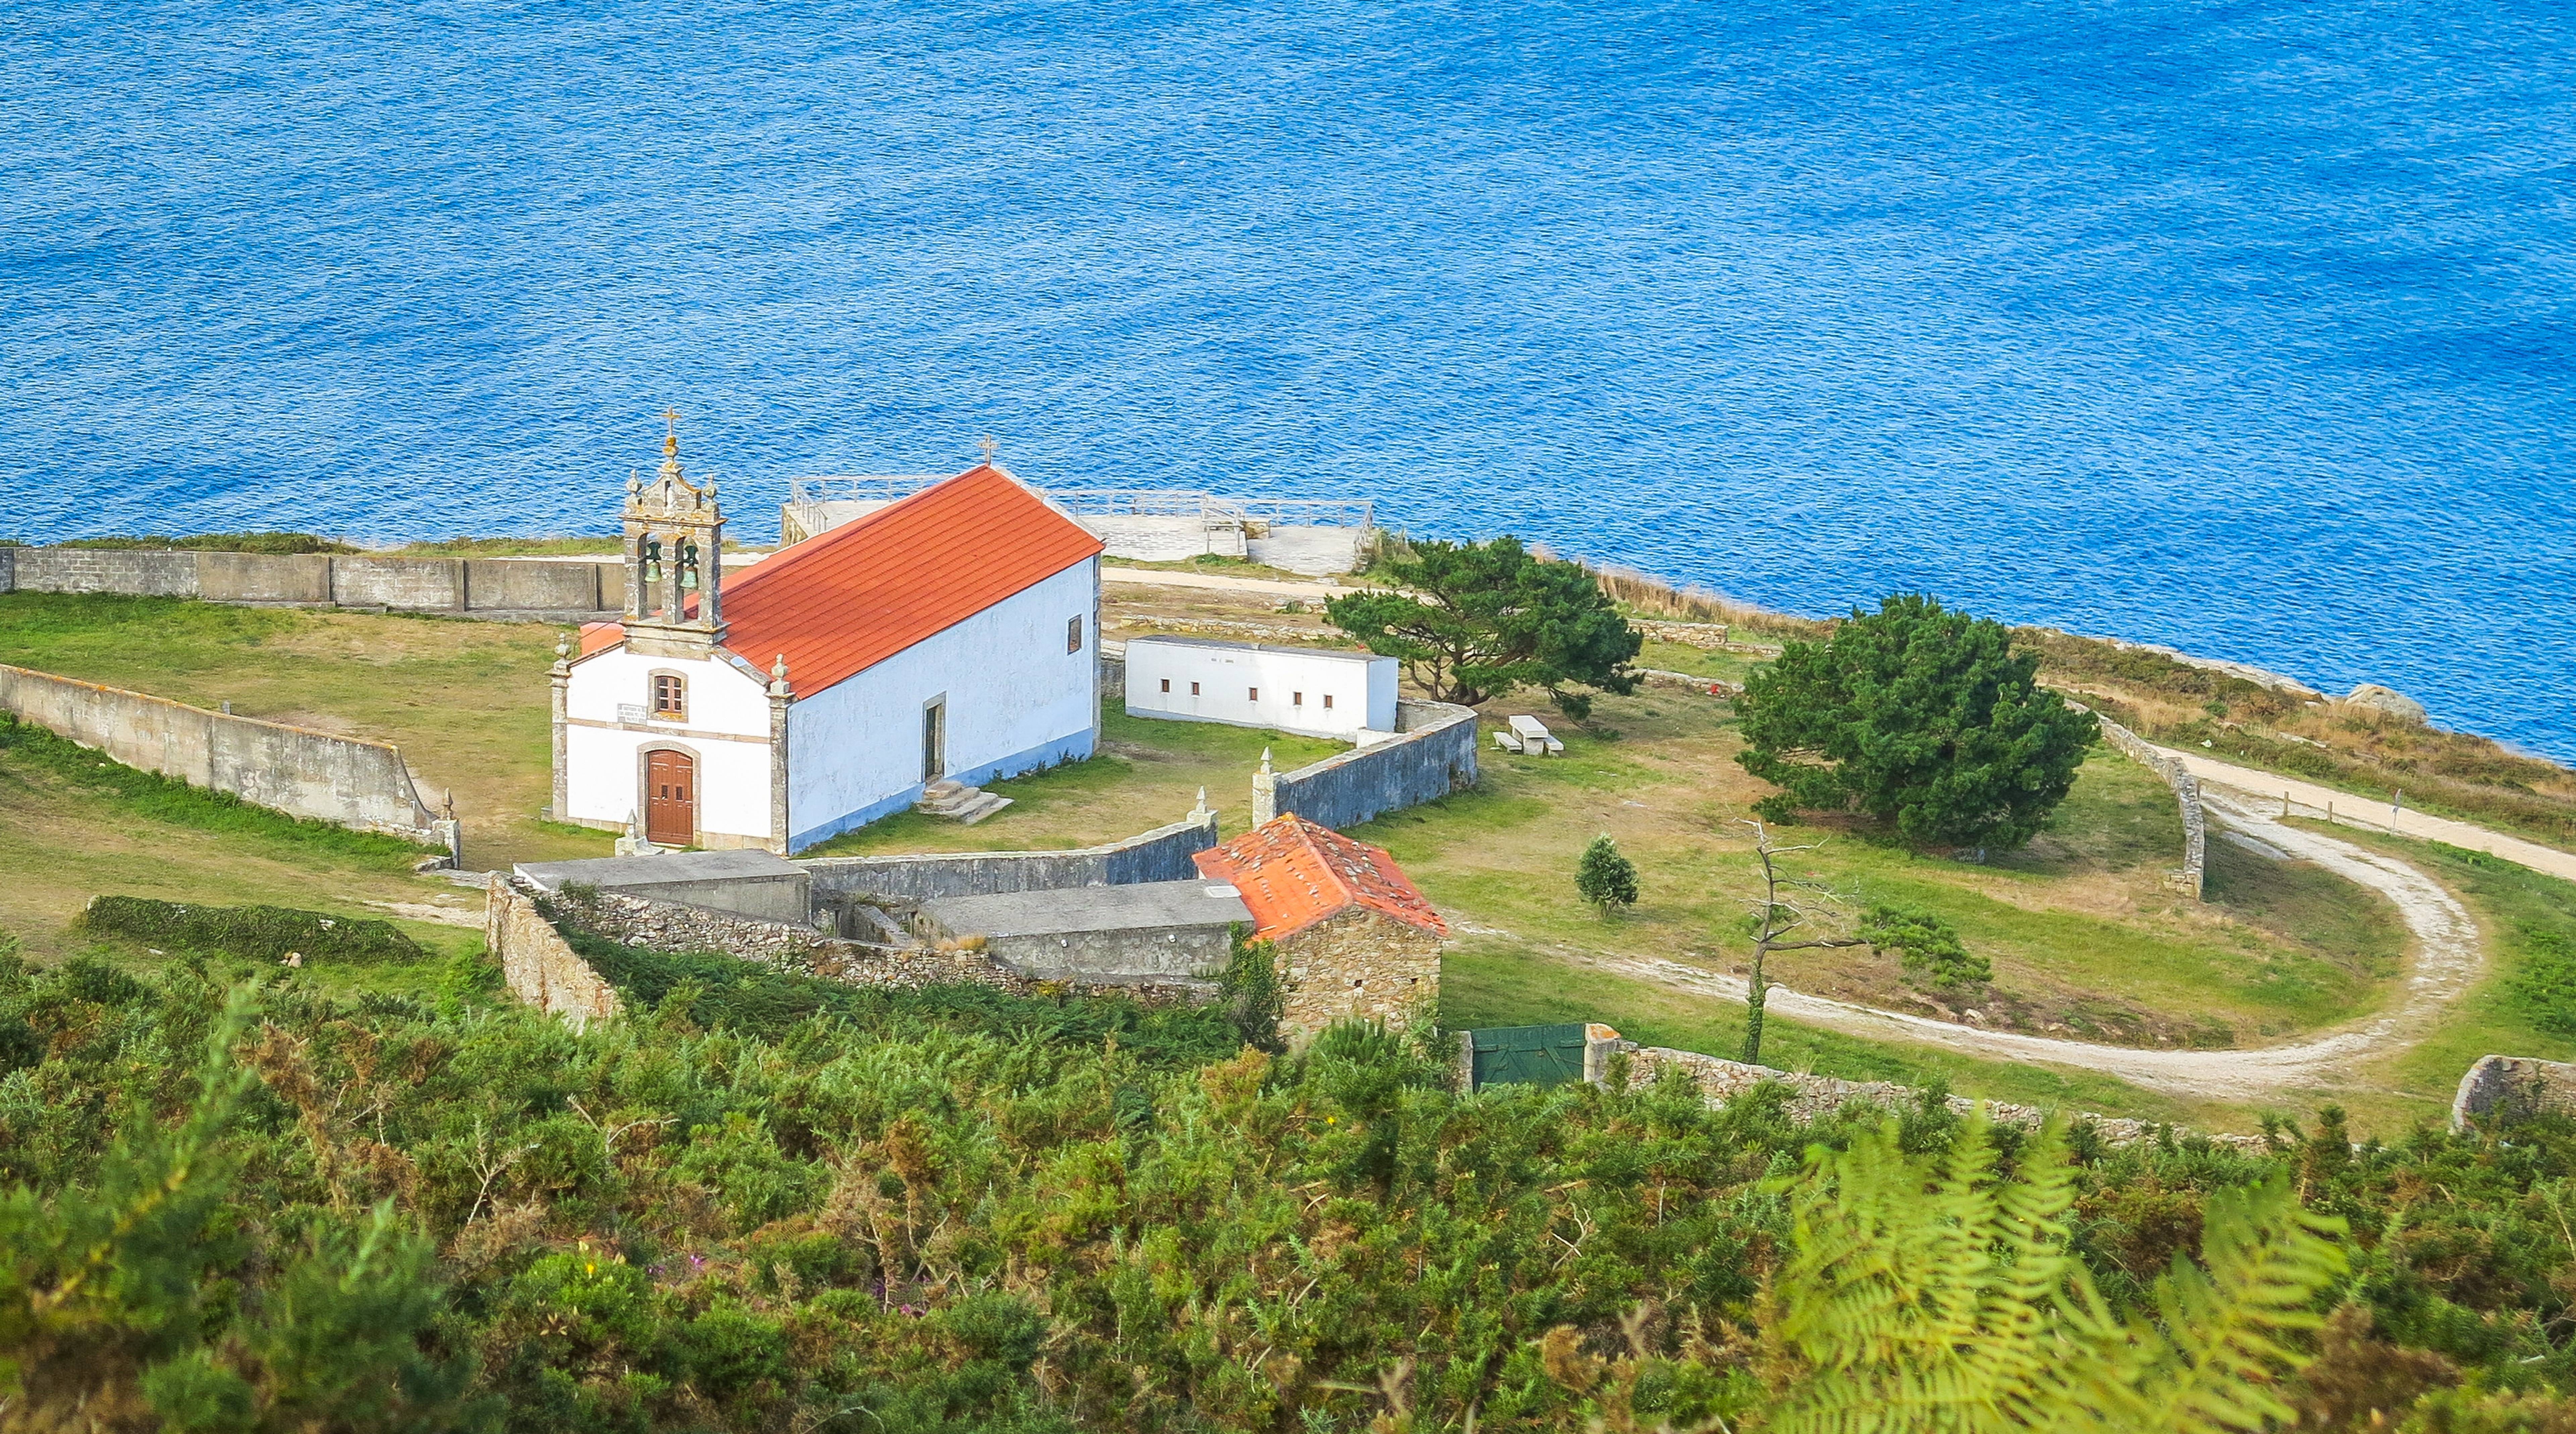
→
(1628, 619, 1783, 656)
(1254, 698, 1478, 830)
(2452, 1055, 2576, 1130)
(2093, 714, 2206, 899)
(802, 809, 1220, 901)
(0, 545, 620, 619)
(485, 875, 620, 1027)
(542, 883, 1212, 1003)
(1621, 1045, 2264, 1150)
(0, 662, 443, 843)
(551, 885, 1021, 990)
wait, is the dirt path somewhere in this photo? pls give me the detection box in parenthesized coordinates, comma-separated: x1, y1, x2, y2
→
(1102, 566, 1363, 599)
(2159, 745, 2576, 883)
(1603, 792, 2482, 1100)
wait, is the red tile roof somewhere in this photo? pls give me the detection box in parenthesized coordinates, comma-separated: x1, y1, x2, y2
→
(580, 465, 1103, 695)
(1194, 814, 1449, 943)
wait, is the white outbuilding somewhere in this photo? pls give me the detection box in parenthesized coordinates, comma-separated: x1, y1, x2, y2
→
(1122, 635, 1397, 740)
(552, 426, 1104, 853)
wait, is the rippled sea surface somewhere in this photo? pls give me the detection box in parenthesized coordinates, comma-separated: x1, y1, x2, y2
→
(4, 0, 2571, 753)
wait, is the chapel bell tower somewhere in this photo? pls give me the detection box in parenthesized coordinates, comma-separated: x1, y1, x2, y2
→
(622, 408, 727, 659)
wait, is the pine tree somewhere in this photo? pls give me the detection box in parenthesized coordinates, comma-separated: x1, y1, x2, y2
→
(1575, 835, 1641, 916)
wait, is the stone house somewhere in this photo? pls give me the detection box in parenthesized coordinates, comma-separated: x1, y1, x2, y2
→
(1193, 813, 1446, 1031)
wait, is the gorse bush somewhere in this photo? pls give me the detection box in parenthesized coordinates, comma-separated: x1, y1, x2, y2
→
(9, 956, 2576, 1431)
(82, 894, 427, 964)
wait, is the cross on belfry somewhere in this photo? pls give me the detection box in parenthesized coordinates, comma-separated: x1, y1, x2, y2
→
(978, 434, 999, 465)
(662, 407, 682, 453)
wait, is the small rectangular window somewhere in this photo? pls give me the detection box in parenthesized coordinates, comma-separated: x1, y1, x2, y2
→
(1067, 616, 1083, 653)
(1160, 678, 1171, 693)
(1190, 681, 1200, 696)
(1248, 687, 1259, 702)
(1293, 691, 1303, 707)
(1323, 694, 1334, 710)
(650, 673, 686, 720)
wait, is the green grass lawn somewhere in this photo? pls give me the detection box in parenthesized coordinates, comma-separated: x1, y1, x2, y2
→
(1435, 940, 2195, 1124)
(2280, 822, 2576, 1135)
(1356, 690, 2405, 1051)
(806, 702, 1348, 855)
(0, 592, 599, 871)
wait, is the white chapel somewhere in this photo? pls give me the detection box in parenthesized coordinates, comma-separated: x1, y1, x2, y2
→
(550, 423, 1105, 853)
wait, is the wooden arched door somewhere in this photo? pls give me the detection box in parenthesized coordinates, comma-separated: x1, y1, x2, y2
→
(645, 750, 696, 847)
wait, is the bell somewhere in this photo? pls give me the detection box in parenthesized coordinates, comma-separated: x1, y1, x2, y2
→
(641, 536, 663, 583)
(678, 541, 701, 591)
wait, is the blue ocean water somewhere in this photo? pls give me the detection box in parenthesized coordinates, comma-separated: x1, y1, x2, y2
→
(4, 0, 2572, 755)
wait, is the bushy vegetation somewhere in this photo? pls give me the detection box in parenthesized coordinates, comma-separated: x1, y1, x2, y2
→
(12, 947, 2576, 1431)
(81, 895, 428, 965)
(1738, 594, 2098, 852)
(48, 531, 358, 554)
(1576, 834, 1641, 915)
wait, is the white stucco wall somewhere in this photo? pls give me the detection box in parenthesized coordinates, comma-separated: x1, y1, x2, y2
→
(1123, 637, 1396, 738)
(564, 647, 774, 843)
(784, 558, 1101, 850)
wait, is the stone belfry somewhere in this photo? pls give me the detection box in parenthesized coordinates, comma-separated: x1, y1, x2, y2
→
(621, 408, 727, 658)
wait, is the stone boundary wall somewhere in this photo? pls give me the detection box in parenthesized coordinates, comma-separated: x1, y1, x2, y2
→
(0, 545, 620, 620)
(2452, 1055, 2576, 1130)
(485, 875, 620, 1027)
(1628, 619, 1784, 656)
(801, 809, 1220, 901)
(1621, 1045, 2265, 1151)
(548, 885, 1024, 991)
(1255, 698, 1478, 830)
(2092, 713, 2207, 899)
(0, 662, 444, 843)
(532, 881, 1213, 1004)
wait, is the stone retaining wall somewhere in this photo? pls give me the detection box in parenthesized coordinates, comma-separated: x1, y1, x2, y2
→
(2452, 1055, 2576, 1130)
(0, 662, 445, 844)
(1255, 698, 1478, 830)
(802, 809, 1220, 901)
(0, 545, 620, 620)
(1620, 1045, 2265, 1150)
(550, 885, 1022, 991)
(2093, 713, 2206, 898)
(485, 875, 620, 1027)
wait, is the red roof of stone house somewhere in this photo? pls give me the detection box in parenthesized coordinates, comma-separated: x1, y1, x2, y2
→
(579, 465, 1103, 696)
(1193, 814, 1449, 943)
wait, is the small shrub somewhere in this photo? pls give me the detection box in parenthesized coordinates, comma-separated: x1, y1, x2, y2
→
(1856, 903, 1991, 992)
(79, 895, 426, 965)
(1575, 834, 1641, 915)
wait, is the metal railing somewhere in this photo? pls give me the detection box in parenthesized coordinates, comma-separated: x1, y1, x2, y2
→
(782, 478, 1374, 546)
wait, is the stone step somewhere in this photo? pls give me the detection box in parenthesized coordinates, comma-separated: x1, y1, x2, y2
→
(955, 792, 1013, 825)
(915, 780, 1012, 823)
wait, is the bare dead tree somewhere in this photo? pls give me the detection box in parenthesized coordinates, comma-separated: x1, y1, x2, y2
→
(1733, 819, 1864, 1066)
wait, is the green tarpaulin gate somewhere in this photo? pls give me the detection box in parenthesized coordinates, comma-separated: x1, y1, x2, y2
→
(1465, 1023, 1588, 1091)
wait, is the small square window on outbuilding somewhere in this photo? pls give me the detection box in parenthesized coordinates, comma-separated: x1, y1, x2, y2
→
(1190, 681, 1201, 696)
(1323, 694, 1334, 709)
(1160, 678, 1171, 693)
(1248, 687, 1259, 702)
(1067, 616, 1083, 652)
(1293, 692, 1303, 707)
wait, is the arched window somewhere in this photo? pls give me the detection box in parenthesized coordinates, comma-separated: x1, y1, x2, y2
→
(650, 673, 687, 721)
